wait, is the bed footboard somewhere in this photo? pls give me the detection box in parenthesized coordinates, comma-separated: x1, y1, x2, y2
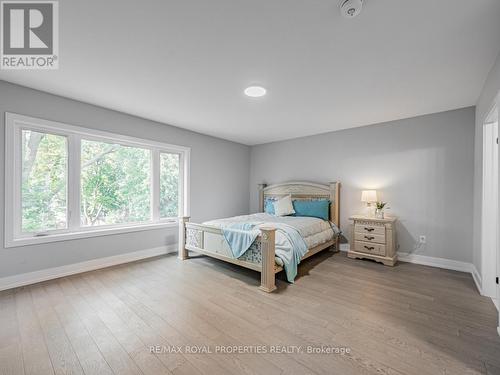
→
(258, 227, 277, 292)
(178, 216, 191, 260)
(178, 217, 277, 292)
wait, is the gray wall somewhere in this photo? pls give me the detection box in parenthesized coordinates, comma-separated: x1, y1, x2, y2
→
(250, 107, 475, 263)
(0, 79, 480, 279)
(0, 81, 250, 278)
(473, 51, 500, 276)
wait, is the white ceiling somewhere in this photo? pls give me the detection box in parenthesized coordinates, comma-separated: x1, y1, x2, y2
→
(1, 0, 500, 145)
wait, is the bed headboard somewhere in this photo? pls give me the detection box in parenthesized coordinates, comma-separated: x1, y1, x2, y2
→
(258, 181, 340, 228)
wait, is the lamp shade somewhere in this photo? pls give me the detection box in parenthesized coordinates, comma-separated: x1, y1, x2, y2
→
(361, 190, 377, 203)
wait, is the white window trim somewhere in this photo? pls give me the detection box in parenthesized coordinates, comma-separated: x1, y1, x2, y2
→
(5, 112, 190, 248)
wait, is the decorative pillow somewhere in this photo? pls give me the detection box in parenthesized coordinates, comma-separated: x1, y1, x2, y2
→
(293, 199, 330, 221)
(273, 195, 295, 216)
(264, 199, 276, 215)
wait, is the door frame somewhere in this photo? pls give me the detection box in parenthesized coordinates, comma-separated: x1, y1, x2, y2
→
(496, 93, 500, 336)
(481, 110, 498, 299)
(481, 92, 500, 336)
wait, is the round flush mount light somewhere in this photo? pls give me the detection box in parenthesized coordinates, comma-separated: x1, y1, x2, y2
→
(244, 86, 267, 98)
(340, 0, 363, 18)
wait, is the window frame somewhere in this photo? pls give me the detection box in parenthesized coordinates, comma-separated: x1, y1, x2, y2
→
(5, 112, 190, 248)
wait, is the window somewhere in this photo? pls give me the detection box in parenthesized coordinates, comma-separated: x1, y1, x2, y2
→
(160, 152, 180, 219)
(81, 140, 151, 226)
(22, 130, 68, 232)
(5, 113, 190, 247)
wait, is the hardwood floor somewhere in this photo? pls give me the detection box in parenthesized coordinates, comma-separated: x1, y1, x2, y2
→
(1, 251, 499, 375)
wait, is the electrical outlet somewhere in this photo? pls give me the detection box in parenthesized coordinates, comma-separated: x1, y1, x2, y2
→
(419, 235, 426, 244)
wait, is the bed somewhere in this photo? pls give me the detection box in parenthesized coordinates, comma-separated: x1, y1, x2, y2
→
(178, 181, 340, 292)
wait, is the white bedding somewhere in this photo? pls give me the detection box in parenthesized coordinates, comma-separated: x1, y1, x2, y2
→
(204, 213, 337, 249)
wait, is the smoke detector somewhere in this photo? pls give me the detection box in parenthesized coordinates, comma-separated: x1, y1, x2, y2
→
(340, 0, 363, 18)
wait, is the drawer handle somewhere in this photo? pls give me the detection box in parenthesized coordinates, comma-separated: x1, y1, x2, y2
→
(364, 227, 375, 232)
(364, 246, 375, 250)
(364, 236, 375, 240)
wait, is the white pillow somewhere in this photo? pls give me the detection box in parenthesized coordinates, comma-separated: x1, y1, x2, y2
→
(274, 195, 295, 216)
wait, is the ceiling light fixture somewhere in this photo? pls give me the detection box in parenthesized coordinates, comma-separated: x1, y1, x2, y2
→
(244, 86, 267, 98)
(340, 0, 363, 18)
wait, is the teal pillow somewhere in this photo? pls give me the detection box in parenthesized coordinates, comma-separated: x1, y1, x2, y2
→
(292, 200, 330, 221)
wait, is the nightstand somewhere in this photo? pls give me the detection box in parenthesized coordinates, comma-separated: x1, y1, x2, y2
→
(348, 215, 398, 266)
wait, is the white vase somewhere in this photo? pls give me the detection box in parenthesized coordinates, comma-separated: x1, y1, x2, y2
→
(375, 209, 384, 219)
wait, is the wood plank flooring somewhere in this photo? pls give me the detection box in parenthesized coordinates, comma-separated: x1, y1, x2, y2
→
(1, 251, 499, 375)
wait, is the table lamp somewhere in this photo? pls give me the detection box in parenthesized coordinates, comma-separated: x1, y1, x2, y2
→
(361, 190, 377, 217)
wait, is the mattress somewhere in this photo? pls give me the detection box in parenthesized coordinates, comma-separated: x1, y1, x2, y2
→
(204, 213, 337, 250)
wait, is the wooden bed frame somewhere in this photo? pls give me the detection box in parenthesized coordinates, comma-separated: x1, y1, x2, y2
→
(178, 181, 340, 292)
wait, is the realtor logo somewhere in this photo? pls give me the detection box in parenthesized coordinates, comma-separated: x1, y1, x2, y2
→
(1, 1, 58, 69)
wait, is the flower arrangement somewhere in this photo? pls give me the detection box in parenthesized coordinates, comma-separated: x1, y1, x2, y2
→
(375, 202, 389, 218)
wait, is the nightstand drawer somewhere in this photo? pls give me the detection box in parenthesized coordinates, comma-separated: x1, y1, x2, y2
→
(355, 224, 385, 236)
(354, 240, 386, 256)
(354, 232, 385, 244)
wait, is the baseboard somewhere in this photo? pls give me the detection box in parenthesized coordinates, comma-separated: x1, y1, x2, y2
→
(342, 245, 472, 271)
(397, 252, 473, 273)
(492, 298, 499, 312)
(470, 264, 483, 295)
(339, 243, 350, 252)
(341, 245, 484, 293)
(0, 245, 176, 291)
(397, 252, 484, 295)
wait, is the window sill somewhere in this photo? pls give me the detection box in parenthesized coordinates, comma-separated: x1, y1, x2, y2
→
(5, 222, 178, 248)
